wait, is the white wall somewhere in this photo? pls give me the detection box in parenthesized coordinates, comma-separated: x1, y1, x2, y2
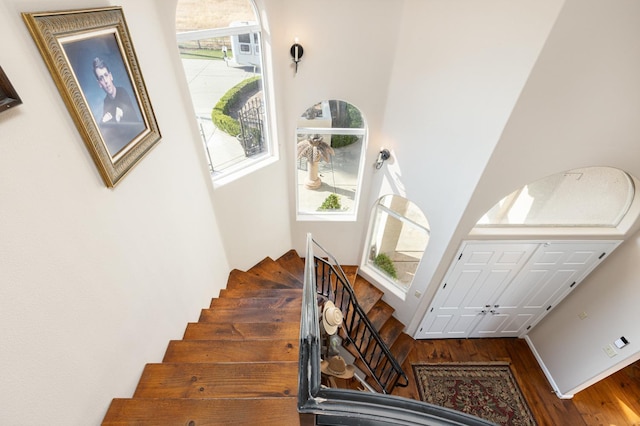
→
(378, 0, 565, 326)
(445, 0, 640, 396)
(212, 162, 293, 270)
(4, 0, 640, 421)
(0, 0, 230, 424)
(527, 232, 640, 396)
(264, 0, 404, 263)
(209, 0, 294, 270)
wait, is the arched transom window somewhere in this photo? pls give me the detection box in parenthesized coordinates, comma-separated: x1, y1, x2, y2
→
(477, 167, 635, 228)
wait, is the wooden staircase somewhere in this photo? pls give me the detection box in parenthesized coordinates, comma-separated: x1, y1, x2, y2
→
(102, 250, 414, 425)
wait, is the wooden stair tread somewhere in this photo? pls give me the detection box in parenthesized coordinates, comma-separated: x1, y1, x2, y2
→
(388, 332, 414, 366)
(163, 339, 298, 363)
(341, 299, 395, 355)
(199, 306, 300, 323)
(365, 300, 395, 331)
(209, 291, 302, 310)
(340, 265, 359, 285)
(102, 249, 415, 423)
(356, 332, 415, 392)
(345, 316, 406, 367)
(377, 316, 405, 347)
(102, 397, 302, 425)
(226, 269, 297, 290)
(134, 362, 298, 398)
(247, 257, 302, 288)
(220, 287, 302, 299)
(209, 295, 301, 309)
(183, 322, 299, 341)
(276, 250, 305, 282)
(354, 332, 414, 374)
(352, 275, 384, 313)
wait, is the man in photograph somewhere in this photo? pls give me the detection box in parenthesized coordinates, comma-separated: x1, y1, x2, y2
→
(92, 56, 139, 124)
(90, 55, 146, 157)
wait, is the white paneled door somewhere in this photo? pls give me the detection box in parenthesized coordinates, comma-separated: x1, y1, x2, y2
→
(417, 242, 537, 338)
(417, 240, 621, 339)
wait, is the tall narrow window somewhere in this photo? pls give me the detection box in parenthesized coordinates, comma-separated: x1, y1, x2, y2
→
(296, 100, 367, 220)
(365, 195, 430, 293)
(176, 0, 272, 180)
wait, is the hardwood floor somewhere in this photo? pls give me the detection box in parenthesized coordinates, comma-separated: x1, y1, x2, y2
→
(391, 338, 640, 426)
(572, 361, 640, 426)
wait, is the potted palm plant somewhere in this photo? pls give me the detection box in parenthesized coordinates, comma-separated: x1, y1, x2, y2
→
(296, 134, 334, 189)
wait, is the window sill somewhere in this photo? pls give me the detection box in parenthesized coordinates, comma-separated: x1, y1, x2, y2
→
(212, 153, 278, 189)
(296, 211, 358, 222)
(358, 264, 408, 302)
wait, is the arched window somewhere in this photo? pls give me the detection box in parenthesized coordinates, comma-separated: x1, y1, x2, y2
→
(176, 0, 273, 181)
(477, 167, 636, 227)
(295, 100, 367, 220)
(364, 195, 430, 293)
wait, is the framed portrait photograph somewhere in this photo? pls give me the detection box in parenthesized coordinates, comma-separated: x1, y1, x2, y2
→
(23, 7, 161, 187)
(0, 66, 23, 113)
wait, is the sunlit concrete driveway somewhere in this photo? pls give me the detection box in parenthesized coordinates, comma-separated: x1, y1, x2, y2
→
(181, 58, 258, 172)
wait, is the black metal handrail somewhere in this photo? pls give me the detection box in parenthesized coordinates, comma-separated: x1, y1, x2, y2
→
(313, 248, 408, 394)
(298, 233, 496, 425)
(298, 234, 322, 408)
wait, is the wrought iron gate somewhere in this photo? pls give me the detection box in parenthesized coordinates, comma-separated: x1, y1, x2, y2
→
(237, 97, 265, 157)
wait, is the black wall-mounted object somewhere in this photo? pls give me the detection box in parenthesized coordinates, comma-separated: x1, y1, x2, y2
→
(375, 148, 391, 169)
(0, 66, 22, 113)
(290, 41, 304, 73)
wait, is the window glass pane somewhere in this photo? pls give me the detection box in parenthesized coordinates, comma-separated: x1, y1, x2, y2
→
(477, 167, 635, 227)
(367, 195, 430, 291)
(296, 100, 366, 218)
(176, 1, 270, 178)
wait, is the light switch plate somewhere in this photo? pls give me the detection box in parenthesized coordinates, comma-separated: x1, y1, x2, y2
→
(603, 344, 617, 358)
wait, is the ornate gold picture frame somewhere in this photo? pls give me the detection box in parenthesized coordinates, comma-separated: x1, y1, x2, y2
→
(23, 7, 161, 187)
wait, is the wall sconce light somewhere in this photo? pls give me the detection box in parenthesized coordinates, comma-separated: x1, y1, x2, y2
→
(375, 148, 391, 169)
(290, 38, 304, 73)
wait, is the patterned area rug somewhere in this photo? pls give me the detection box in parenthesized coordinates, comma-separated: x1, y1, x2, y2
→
(413, 363, 537, 426)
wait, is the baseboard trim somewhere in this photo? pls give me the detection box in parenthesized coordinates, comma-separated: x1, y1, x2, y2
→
(524, 335, 574, 399)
